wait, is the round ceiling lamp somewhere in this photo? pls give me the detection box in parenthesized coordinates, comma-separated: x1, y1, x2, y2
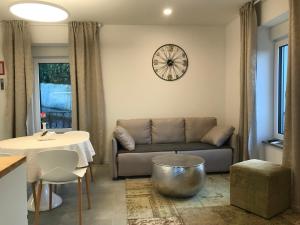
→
(9, 2, 69, 22)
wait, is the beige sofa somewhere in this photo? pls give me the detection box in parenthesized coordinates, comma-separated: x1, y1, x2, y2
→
(112, 117, 238, 179)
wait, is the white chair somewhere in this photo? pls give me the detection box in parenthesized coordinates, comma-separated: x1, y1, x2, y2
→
(34, 150, 91, 225)
(64, 130, 88, 135)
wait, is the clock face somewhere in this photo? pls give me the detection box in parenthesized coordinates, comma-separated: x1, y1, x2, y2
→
(152, 44, 188, 81)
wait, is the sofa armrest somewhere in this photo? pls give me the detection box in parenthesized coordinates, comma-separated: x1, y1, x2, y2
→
(112, 137, 119, 179)
(229, 133, 239, 164)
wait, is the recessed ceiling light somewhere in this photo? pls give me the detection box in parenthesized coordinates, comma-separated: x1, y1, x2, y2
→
(9, 2, 69, 22)
(163, 8, 172, 16)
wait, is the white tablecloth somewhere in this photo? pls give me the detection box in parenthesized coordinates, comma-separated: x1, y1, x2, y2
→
(0, 131, 95, 183)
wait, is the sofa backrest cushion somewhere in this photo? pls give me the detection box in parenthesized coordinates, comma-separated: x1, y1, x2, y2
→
(201, 125, 235, 147)
(185, 117, 217, 143)
(117, 119, 151, 144)
(114, 126, 135, 151)
(152, 118, 185, 144)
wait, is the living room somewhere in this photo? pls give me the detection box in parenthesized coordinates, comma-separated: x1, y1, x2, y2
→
(0, 0, 299, 225)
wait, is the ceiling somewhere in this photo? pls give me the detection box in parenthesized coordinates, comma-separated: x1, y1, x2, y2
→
(0, 0, 250, 25)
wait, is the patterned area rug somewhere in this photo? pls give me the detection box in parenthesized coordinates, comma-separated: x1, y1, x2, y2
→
(126, 174, 300, 225)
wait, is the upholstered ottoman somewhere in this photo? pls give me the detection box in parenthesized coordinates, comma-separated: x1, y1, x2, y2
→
(230, 159, 291, 219)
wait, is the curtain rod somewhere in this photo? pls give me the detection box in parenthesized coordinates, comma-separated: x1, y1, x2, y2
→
(254, 0, 261, 5)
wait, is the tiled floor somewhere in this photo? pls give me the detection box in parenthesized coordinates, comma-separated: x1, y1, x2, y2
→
(28, 165, 127, 225)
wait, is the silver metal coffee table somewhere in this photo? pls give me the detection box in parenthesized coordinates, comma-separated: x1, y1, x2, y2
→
(152, 154, 205, 197)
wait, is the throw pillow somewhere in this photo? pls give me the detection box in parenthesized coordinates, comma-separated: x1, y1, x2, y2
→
(201, 126, 235, 147)
(114, 126, 135, 151)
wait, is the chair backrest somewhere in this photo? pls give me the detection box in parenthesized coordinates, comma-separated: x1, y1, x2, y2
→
(64, 130, 89, 138)
(64, 130, 79, 134)
(37, 150, 79, 182)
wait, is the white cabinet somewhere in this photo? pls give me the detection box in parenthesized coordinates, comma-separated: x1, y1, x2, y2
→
(0, 158, 28, 225)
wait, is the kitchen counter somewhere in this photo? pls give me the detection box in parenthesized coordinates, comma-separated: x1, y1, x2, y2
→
(0, 156, 26, 178)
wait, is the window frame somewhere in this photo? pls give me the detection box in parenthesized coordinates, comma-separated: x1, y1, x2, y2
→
(273, 38, 288, 140)
(33, 57, 72, 133)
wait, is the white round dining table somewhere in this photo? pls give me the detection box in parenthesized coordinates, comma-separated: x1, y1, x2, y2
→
(0, 131, 95, 212)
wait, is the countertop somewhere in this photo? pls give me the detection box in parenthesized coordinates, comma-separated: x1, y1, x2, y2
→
(0, 156, 26, 179)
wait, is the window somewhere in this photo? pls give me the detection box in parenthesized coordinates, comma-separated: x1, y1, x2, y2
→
(34, 58, 72, 131)
(274, 39, 288, 139)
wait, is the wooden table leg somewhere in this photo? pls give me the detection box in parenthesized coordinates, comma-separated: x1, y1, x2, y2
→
(34, 180, 43, 225)
(77, 178, 82, 225)
(85, 171, 91, 209)
(31, 182, 37, 210)
(49, 184, 53, 210)
(89, 163, 94, 183)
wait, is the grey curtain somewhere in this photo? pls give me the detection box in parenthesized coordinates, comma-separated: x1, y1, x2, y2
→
(239, 2, 258, 161)
(283, 0, 300, 212)
(3, 21, 33, 138)
(69, 22, 106, 164)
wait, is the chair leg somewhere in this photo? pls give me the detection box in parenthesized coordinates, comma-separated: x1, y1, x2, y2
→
(89, 163, 94, 183)
(31, 182, 37, 210)
(77, 178, 82, 225)
(49, 184, 53, 210)
(85, 171, 91, 209)
(54, 184, 57, 193)
(34, 180, 43, 225)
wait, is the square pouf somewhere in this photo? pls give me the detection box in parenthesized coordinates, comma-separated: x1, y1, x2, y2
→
(230, 159, 291, 219)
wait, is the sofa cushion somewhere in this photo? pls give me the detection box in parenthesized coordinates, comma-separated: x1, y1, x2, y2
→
(118, 152, 176, 177)
(201, 125, 235, 147)
(114, 126, 135, 151)
(118, 142, 230, 154)
(185, 117, 217, 143)
(152, 118, 185, 144)
(117, 119, 151, 144)
(178, 149, 232, 172)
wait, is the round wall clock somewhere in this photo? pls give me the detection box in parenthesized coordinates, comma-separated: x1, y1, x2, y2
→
(152, 44, 188, 81)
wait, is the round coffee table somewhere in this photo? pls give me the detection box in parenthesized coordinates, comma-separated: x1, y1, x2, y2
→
(152, 154, 205, 197)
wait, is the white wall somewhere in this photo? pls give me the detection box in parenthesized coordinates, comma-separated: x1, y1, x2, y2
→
(0, 0, 289, 162)
(101, 25, 226, 161)
(0, 24, 227, 162)
(258, 0, 288, 26)
(224, 16, 240, 131)
(30, 23, 68, 44)
(264, 144, 282, 164)
(256, 0, 288, 163)
(270, 21, 288, 41)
